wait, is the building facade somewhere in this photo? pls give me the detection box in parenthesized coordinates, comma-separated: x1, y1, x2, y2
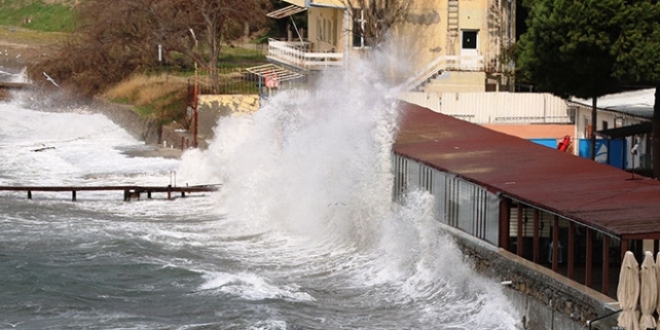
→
(265, 0, 516, 93)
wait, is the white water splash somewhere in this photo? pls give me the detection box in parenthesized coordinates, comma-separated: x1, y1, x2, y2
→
(178, 53, 521, 329)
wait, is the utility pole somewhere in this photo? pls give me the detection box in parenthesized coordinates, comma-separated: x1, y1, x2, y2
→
(193, 62, 198, 148)
(190, 29, 199, 148)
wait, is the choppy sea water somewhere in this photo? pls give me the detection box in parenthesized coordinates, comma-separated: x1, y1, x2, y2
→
(0, 63, 520, 329)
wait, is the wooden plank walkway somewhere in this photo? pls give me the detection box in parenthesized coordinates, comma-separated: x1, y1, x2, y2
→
(0, 184, 221, 201)
(0, 82, 31, 90)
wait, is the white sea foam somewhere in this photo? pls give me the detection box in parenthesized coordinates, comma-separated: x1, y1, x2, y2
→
(199, 271, 315, 302)
(177, 52, 521, 329)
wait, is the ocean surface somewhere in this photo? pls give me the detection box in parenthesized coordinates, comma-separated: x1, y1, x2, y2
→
(0, 64, 520, 329)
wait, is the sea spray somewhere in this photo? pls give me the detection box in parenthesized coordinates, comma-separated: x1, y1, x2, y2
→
(178, 55, 521, 329)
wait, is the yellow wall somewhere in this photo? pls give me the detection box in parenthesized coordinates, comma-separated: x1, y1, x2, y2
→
(198, 95, 260, 115)
(423, 71, 486, 94)
(460, 0, 485, 30)
(279, 0, 515, 91)
(396, 0, 447, 74)
(281, 0, 306, 7)
(313, 0, 345, 7)
(308, 7, 346, 53)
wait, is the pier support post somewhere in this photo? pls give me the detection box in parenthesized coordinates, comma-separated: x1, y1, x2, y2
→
(72, 190, 77, 202)
(147, 191, 152, 199)
(499, 199, 511, 250)
(124, 190, 129, 201)
(516, 204, 523, 257)
(602, 235, 610, 295)
(585, 228, 594, 288)
(27, 190, 32, 200)
(568, 221, 575, 280)
(552, 215, 559, 272)
(181, 191, 185, 198)
(533, 209, 540, 263)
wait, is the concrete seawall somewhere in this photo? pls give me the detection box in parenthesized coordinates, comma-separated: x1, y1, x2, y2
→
(91, 94, 259, 152)
(91, 98, 198, 153)
(441, 223, 617, 330)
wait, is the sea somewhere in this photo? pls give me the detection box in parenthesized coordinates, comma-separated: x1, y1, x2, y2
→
(0, 62, 521, 329)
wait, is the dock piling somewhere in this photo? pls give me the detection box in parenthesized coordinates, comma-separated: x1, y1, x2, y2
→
(0, 184, 219, 202)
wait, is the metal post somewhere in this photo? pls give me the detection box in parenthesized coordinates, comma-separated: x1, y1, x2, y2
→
(552, 215, 559, 272)
(568, 221, 575, 279)
(602, 236, 610, 295)
(533, 209, 540, 263)
(499, 199, 511, 250)
(517, 204, 523, 257)
(193, 64, 198, 148)
(586, 228, 594, 287)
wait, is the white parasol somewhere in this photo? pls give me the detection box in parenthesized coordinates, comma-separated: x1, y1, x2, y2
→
(617, 251, 640, 330)
(639, 251, 656, 329)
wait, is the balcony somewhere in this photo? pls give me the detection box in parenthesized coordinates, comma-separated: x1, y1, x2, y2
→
(267, 39, 344, 71)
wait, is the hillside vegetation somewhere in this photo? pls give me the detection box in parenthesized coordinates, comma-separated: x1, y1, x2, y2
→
(2, 0, 271, 131)
(0, 0, 78, 32)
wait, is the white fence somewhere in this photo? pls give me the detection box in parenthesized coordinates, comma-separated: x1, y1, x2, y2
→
(399, 91, 573, 124)
(267, 39, 344, 71)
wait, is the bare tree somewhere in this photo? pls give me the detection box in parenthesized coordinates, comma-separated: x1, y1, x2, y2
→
(163, 0, 270, 92)
(28, 0, 171, 98)
(341, 0, 410, 48)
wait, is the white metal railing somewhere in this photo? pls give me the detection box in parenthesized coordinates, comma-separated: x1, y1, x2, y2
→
(400, 55, 485, 92)
(267, 38, 344, 70)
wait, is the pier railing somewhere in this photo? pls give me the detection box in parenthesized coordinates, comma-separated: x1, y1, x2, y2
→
(0, 184, 221, 201)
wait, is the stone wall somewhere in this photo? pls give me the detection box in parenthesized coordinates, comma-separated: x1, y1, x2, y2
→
(91, 95, 258, 151)
(91, 98, 160, 144)
(442, 224, 618, 330)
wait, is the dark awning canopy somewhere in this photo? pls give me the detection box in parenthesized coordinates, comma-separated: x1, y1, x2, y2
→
(595, 122, 652, 140)
(267, 5, 307, 19)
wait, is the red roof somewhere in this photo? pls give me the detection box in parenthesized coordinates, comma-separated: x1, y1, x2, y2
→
(393, 102, 660, 239)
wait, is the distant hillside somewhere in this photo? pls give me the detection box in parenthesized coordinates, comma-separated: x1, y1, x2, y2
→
(0, 0, 79, 32)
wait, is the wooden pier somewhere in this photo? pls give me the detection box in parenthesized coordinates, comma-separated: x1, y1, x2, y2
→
(0, 81, 31, 90)
(0, 184, 220, 201)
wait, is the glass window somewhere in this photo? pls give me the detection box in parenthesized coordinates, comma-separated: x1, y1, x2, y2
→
(352, 9, 366, 48)
(462, 31, 478, 49)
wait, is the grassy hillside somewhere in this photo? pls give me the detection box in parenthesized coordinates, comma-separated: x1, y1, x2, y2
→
(0, 0, 78, 32)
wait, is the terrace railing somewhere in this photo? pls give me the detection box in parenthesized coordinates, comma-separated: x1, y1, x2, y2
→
(267, 39, 344, 71)
(400, 55, 485, 92)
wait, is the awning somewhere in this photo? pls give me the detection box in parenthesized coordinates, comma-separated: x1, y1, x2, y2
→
(267, 5, 307, 19)
(246, 64, 305, 83)
(595, 122, 652, 140)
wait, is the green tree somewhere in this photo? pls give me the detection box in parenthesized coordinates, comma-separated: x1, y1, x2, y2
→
(517, 0, 623, 160)
(612, 0, 660, 179)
